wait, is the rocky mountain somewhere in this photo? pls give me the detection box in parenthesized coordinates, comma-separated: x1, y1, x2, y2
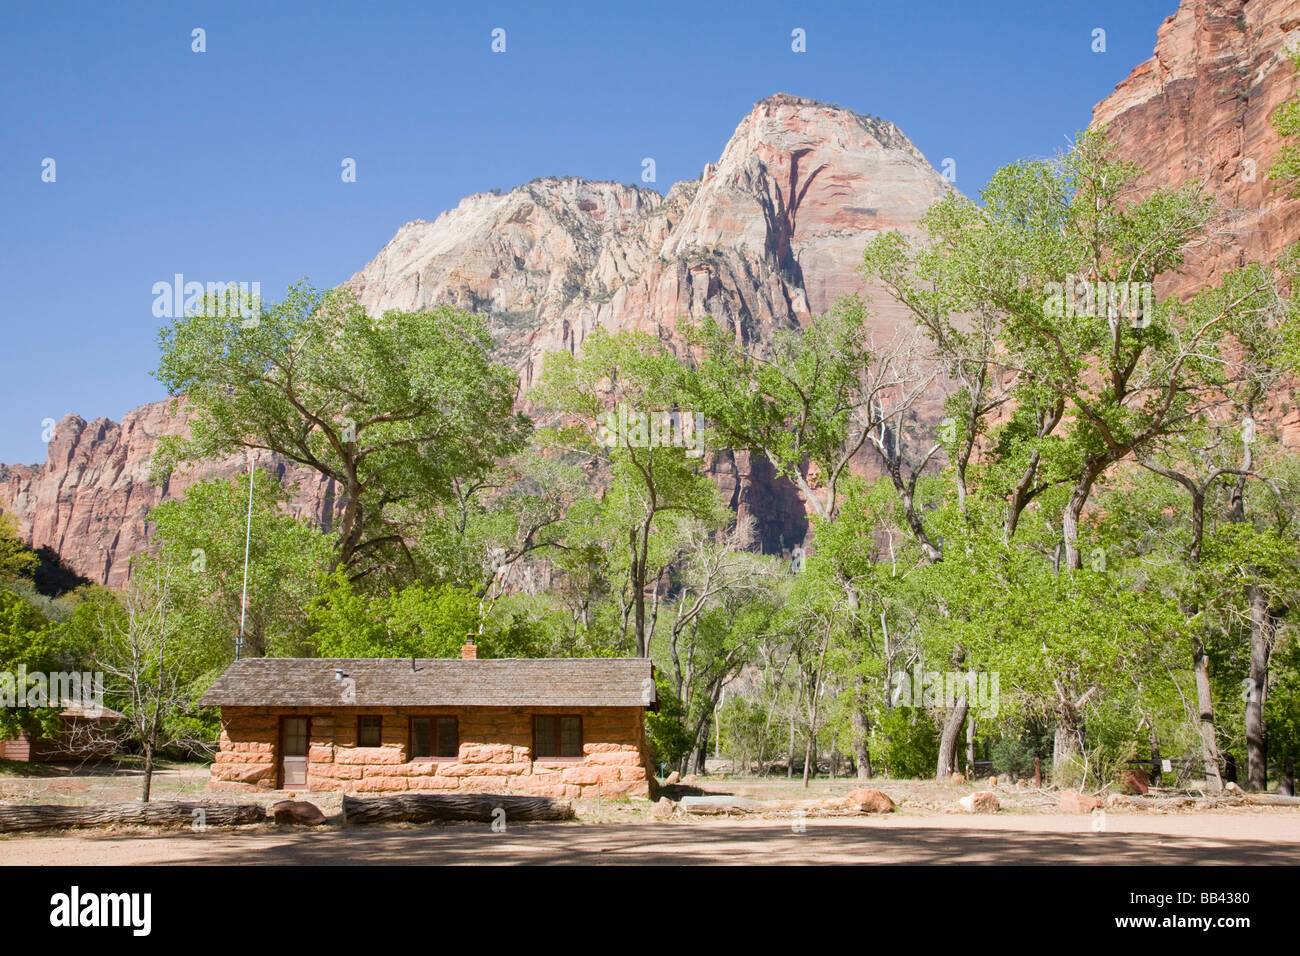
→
(346, 94, 951, 389)
(0, 405, 335, 589)
(8, 0, 1300, 587)
(0, 94, 953, 585)
(1092, 0, 1300, 449)
(1092, 0, 1300, 297)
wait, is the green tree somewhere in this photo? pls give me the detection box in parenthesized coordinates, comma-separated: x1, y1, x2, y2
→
(154, 282, 530, 582)
(149, 471, 335, 659)
(0, 515, 37, 582)
(536, 328, 726, 656)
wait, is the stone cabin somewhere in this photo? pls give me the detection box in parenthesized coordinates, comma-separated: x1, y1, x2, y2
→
(199, 646, 658, 798)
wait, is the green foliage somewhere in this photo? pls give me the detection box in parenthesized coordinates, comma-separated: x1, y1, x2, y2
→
(154, 282, 530, 581)
(870, 707, 940, 779)
(149, 472, 334, 659)
(0, 589, 62, 738)
(646, 677, 694, 770)
(1268, 48, 1300, 197)
(0, 515, 38, 582)
(989, 723, 1052, 778)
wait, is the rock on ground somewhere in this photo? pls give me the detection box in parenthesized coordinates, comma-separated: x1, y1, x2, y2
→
(271, 800, 327, 826)
(958, 791, 999, 814)
(844, 788, 895, 814)
(1059, 791, 1104, 814)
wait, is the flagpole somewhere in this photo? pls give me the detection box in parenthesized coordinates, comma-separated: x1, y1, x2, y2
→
(237, 449, 254, 660)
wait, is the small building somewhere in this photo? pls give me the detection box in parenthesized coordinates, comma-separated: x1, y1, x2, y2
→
(199, 646, 658, 798)
(0, 703, 123, 763)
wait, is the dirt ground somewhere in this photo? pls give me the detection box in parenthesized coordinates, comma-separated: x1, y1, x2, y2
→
(2, 763, 1297, 865)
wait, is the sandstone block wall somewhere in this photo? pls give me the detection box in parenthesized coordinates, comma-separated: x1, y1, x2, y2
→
(208, 705, 653, 798)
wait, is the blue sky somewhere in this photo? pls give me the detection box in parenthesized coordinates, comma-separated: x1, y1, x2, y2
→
(0, 0, 1177, 464)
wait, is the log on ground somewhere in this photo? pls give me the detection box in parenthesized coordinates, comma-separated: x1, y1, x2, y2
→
(0, 802, 267, 833)
(677, 795, 874, 816)
(677, 795, 765, 815)
(343, 793, 574, 825)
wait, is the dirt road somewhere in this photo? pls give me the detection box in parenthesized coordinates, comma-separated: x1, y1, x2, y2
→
(4, 811, 1297, 865)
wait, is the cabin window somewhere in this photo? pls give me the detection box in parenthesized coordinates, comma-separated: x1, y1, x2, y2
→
(410, 716, 458, 759)
(357, 715, 383, 748)
(533, 715, 582, 758)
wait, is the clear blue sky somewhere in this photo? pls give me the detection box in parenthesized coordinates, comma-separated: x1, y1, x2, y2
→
(0, 0, 1177, 465)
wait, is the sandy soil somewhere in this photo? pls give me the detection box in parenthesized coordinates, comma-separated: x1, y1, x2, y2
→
(2, 764, 1296, 865)
(3, 811, 1298, 865)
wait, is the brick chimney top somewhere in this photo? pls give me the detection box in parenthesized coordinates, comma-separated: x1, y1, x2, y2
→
(461, 640, 477, 660)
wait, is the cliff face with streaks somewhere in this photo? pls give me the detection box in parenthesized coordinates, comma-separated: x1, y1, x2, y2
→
(1090, 0, 1300, 447)
(19, 0, 1300, 590)
(1091, 0, 1300, 295)
(1, 95, 952, 584)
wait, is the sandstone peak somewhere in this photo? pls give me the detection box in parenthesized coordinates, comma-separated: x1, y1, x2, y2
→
(7, 94, 954, 582)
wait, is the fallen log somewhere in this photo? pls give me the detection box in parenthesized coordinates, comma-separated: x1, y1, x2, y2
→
(678, 796, 765, 815)
(0, 802, 266, 833)
(343, 793, 574, 826)
(1243, 793, 1300, 807)
(676, 793, 892, 816)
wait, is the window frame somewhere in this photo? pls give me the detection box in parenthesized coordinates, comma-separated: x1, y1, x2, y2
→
(532, 714, 583, 759)
(409, 715, 459, 761)
(356, 714, 383, 748)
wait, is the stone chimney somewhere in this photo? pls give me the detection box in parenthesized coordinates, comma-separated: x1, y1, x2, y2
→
(461, 640, 477, 660)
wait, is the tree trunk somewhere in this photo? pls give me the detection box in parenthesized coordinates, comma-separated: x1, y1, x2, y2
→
(937, 697, 968, 778)
(851, 673, 872, 780)
(1149, 728, 1162, 787)
(141, 744, 154, 803)
(1192, 638, 1223, 791)
(966, 713, 976, 774)
(1246, 585, 1270, 791)
(630, 527, 649, 658)
(1053, 706, 1082, 778)
(0, 802, 265, 833)
(1062, 462, 1102, 571)
(343, 794, 574, 825)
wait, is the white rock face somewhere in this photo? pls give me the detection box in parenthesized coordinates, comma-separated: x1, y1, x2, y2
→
(2, 94, 957, 583)
(348, 93, 955, 391)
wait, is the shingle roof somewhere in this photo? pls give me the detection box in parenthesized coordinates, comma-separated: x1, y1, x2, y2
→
(198, 657, 656, 709)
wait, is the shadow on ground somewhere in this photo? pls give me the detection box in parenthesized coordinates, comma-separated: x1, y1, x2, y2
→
(66, 820, 1296, 866)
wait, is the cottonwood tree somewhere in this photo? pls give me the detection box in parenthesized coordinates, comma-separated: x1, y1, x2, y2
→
(418, 448, 590, 603)
(683, 304, 945, 774)
(536, 329, 726, 657)
(148, 471, 335, 659)
(661, 517, 785, 774)
(154, 283, 530, 583)
(95, 563, 199, 802)
(866, 130, 1215, 569)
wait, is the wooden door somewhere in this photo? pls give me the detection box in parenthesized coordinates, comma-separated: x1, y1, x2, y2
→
(279, 717, 310, 790)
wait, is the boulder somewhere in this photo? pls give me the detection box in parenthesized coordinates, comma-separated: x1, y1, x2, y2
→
(950, 772, 966, 785)
(1118, 768, 1150, 795)
(957, 791, 999, 813)
(271, 800, 327, 826)
(651, 797, 676, 820)
(663, 771, 680, 785)
(1059, 790, 1104, 814)
(845, 788, 895, 814)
